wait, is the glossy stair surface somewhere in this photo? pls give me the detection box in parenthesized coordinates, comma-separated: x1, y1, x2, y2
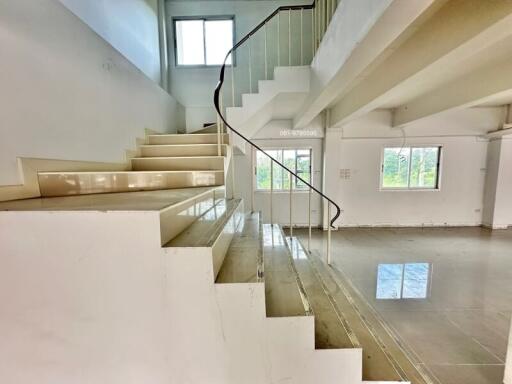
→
(140, 144, 227, 157)
(216, 212, 263, 284)
(38, 170, 224, 197)
(147, 133, 229, 145)
(263, 224, 310, 318)
(288, 232, 431, 384)
(166, 198, 243, 278)
(131, 156, 225, 171)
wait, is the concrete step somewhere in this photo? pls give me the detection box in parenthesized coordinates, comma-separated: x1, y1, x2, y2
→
(263, 224, 311, 318)
(131, 156, 225, 171)
(216, 212, 263, 284)
(0, 186, 226, 246)
(167, 198, 244, 279)
(147, 133, 229, 145)
(140, 144, 227, 157)
(38, 170, 224, 197)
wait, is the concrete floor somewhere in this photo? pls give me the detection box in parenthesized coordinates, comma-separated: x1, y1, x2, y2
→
(296, 227, 512, 384)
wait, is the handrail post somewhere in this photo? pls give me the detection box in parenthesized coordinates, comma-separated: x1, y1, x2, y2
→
(311, 8, 315, 58)
(231, 63, 235, 107)
(289, 174, 293, 237)
(277, 11, 281, 66)
(308, 186, 312, 252)
(270, 159, 273, 226)
(327, 202, 332, 265)
(264, 22, 268, 80)
(288, 9, 292, 66)
(248, 35, 253, 93)
(300, 8, 304, 65)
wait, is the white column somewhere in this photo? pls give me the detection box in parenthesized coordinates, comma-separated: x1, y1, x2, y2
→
(482, 135, 512, 229)
(506, 320, 512, 384)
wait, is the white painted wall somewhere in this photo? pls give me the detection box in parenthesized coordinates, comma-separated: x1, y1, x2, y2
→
(165, 0, 312, 132)
(59, 0, 163, 84)
(324, 109, 502, 227)
(0, 0, 184, 186)
(234, 119, 324, 226)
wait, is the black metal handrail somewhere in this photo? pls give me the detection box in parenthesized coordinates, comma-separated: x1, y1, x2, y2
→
(213, 1, 341, 228)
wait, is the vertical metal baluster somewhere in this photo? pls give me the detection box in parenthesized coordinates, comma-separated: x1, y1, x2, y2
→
(311, 8, 315, 59)
(230, 144, 236, 199)
(264, 22, 268, 80)
(288, 9, 292, 66)
(289, 174, 293, 237)
(231, 62, 235, 107)
(300, 8, 304, 65)
(248, 35, 253, 93)
(217, 92, 223, 156)
(251, 148, 254, 212)
(277, 12, 281, 66)
(270, 159, 274, 223)
(308, 186, 312, 252)
(327, 202, 332, 265)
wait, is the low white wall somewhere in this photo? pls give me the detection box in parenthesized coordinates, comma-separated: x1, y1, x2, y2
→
(59, 0, 162, 84)
(165, 0, 311, 132)
(0, 0, 184, 186)
(506, 320, 512, 384)
(324, 109, 502, 227)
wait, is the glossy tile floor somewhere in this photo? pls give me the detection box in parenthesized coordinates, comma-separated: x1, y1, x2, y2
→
(296, 227, 512, 384)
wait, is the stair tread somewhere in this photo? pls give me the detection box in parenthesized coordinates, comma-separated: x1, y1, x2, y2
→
(166, 198, 242, 248)
(132, 156, 224, 159)
(216, 212, 262, 284)
(39, 170, 223, 174)
(286, 237, 355, 350)
(263, 224, 309, 318)
(0, 186, 221, 212)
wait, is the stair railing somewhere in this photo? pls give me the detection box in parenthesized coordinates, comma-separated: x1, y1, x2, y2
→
(214, 0, 340, 264)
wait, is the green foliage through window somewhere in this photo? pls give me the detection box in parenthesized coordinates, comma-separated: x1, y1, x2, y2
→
(382, 147, 440, 189)
(256, 149, 311, 190)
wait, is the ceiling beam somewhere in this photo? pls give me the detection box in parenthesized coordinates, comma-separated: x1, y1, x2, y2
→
(393, 58, 512, 127)
(329, 0, 512, 128)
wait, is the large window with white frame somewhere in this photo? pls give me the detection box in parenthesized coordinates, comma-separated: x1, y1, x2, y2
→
(256, 149, 312, 191)
(381, 146, 441, 190)
(174, 17, 234, 67)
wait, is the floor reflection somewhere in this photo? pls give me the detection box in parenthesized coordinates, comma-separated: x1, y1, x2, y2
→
(376, 263, 431, 300)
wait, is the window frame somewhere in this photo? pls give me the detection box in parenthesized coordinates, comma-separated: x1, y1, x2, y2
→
(254, 148, 313, 193)
(379, 145, 442, 191)
(173, 15, 236, 68)
(375, 262, 433, 300)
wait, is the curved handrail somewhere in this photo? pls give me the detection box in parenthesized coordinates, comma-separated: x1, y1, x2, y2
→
(213, 1, 341, 228)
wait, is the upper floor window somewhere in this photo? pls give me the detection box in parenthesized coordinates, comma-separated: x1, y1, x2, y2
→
(256, 149, 311, 191)
(174, 17, 234, 66)
(381, 146, 441, 190)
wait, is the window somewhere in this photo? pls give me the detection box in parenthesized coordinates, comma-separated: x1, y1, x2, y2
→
(174, 17, 234, 66)
(376, 263, 431, 300)
(381, 146, 441, 189)
(256, 149, 311, 191)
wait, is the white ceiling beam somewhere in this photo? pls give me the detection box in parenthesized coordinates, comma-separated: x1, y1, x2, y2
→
(393, 59, 512, 127)
(329, 0, 512, 128)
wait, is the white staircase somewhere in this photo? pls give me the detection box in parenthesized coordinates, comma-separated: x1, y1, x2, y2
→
(226, 66, 311, 152)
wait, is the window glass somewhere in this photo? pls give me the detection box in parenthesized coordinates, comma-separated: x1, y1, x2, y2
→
(205, 20, 233, 65)
(409, 147, 439, 189)
(256, 149, 311, 191)
(382, 147, 440, 189)
(376, 263, 430, 300)
(175, 18, 233, 66)
(175, 20, 205, 65)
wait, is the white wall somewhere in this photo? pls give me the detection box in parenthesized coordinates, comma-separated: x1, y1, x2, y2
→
(506, 320, 512, 384)
(324, 109, 503, 227)
(59, 0, 163, 84)
(234, 119, 324, 226)
(165, 0, 312, 132)
(0, 0, 184, 186)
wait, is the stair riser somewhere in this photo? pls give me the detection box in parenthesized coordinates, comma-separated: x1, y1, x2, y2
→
(38, 171, 224, 197)
(148, 134, 229, 145)
(132, 157, 225, 171)
(141, 145, 227, 157)
(160, 188, 226, 245)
